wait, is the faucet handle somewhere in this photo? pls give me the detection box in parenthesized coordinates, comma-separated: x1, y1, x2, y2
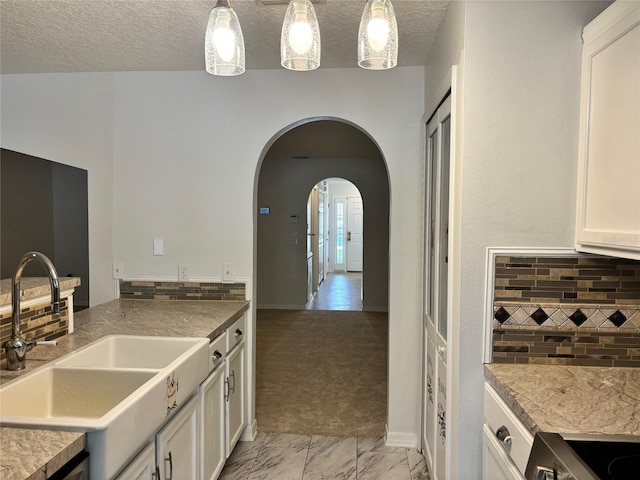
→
(3, 336, 35, 370)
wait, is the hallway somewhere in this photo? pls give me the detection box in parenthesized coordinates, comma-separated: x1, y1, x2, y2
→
(307, 272, 363, 311)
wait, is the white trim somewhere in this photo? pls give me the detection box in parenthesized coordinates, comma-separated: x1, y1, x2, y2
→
(483, 247, 582, 363)
(240, 419, 258, 442)
(67, 294, 75, 333)
(385, 425, 418, 448)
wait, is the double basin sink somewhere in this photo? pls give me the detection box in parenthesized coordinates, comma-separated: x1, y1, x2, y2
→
(0, 335, 210, 479)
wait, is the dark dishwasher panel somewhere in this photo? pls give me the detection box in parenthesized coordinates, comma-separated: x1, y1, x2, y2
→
(49, 451, 89, 480)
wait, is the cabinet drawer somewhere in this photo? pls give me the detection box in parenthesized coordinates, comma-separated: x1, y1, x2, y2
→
(209, 333, 227, 372)
(484, 383, 533, 475)
(226, 314, 246, 353)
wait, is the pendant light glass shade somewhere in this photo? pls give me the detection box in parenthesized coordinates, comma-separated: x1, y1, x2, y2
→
(281, 0, 321, 71)
(205, 0, 245, 76)
(358, 0, 398, 70)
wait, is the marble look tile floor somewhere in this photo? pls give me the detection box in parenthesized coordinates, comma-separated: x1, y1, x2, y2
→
(220, 433, 430, 480)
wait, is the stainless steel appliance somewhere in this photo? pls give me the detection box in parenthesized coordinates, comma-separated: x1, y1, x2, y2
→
(525, 432, 640, 480)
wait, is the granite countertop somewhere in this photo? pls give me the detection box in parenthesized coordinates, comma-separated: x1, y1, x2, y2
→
(0, 298, 250, 479)
(0, 277, 82, 307)
(485, 363, 640, 437)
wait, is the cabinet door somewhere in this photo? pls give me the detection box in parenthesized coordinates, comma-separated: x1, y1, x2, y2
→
(423, 94, 452, 480)
(115, 442, 157, 480)
(576, 1, 640, 259)
(157, 395, 199, 480)
(482, 424, 525, 480)
(225, 342, 246, 456)
(200, 366, 226, 480)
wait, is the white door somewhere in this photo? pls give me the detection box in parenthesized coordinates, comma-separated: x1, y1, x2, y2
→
(225, 342, 246, 456)
(333, 196, 347, 272)
(346, 196, 363, 272)
(318, 191, 326, 285)
(422, 95, 452, 480)
(200, 365, 226, 480)
(156, 395, 199, 480)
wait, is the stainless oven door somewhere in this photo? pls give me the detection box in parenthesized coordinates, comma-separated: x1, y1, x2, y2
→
(525, 432, 598, 480)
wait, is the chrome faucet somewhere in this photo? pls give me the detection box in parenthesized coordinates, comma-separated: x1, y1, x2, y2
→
(3, 252, 60, 371)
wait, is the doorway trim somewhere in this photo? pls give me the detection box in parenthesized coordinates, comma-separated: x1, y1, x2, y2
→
(251, 116, 391, 440)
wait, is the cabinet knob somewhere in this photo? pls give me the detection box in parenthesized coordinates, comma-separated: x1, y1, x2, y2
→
(235, 329, 243, 337)
(212, 350, 223, 360)
(495, 425, 512, 451)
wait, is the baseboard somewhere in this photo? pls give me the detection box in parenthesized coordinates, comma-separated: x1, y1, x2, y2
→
(256, 304, 307, 310)
(385, 425, 418, 448)
(240, 419, 258, 441)
(362, 305, 389, 312)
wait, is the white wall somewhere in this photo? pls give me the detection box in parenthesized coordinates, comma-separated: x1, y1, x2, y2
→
(424, 0, 465, 111)
(448, 1, 610, 478)
(0, 67, 425, 440)
(0, 73, 114, 306)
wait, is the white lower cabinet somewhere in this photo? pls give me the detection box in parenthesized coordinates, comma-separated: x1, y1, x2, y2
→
(156, 394, 200, 480)
(482, 424, 525, 480)
(115, 395, 200, 480)
(200, 363, 226, 480)
(115, 441, 157, 480)
(225, 341, 246, 455)
(483, 384, 533, 480)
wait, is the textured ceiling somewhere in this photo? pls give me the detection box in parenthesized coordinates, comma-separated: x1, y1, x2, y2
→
(0, 0, 449, 74)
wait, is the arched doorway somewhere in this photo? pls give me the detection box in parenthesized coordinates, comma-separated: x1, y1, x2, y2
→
(255, 118, 389, 312)
(307, 178, 365, 311)
(253, 118, 391, 437)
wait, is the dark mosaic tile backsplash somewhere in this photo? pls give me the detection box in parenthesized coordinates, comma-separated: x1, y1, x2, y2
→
(0, 299, 69, 364)
(119, 280, 246, 301)
(492, 255, 640, 366)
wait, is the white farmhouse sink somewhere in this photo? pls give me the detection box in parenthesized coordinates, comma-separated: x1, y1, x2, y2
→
(0, 335, 210, 479)
(56, 335, 208, 369)
(0, 366, 156, 422)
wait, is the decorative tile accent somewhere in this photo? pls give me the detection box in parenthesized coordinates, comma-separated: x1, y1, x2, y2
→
(0, 299, 69, 364)
(531, 308, 549, 325)
(494, 306, 510, 324)
(119, 280, 246, 301)
(609, 310, 627, 328)
(569, 309, 588, 326)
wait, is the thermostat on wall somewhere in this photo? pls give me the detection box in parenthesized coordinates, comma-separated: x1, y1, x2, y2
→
(259, 207, 270, 214)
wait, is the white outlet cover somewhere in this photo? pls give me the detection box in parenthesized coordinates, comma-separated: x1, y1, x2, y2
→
(178, 264, 189, 281)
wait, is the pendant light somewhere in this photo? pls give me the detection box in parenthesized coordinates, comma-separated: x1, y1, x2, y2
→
(281, 0, 321, 71)
(357, 0, 398, 70)
(205, 0, 245, 76)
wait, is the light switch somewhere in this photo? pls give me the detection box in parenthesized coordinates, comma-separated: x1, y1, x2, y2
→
(222, 263, 233, 282)
(153, 238, 164, 256)
(112, 261, 124, 279)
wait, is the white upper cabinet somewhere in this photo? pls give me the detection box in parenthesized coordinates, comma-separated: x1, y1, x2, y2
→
(575, 0, 640, 260)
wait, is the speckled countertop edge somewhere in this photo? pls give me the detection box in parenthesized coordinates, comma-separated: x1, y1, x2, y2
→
(484, 363, 640, 437)
(0, 278, 82, 308)
(0, 298, 249, 479)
